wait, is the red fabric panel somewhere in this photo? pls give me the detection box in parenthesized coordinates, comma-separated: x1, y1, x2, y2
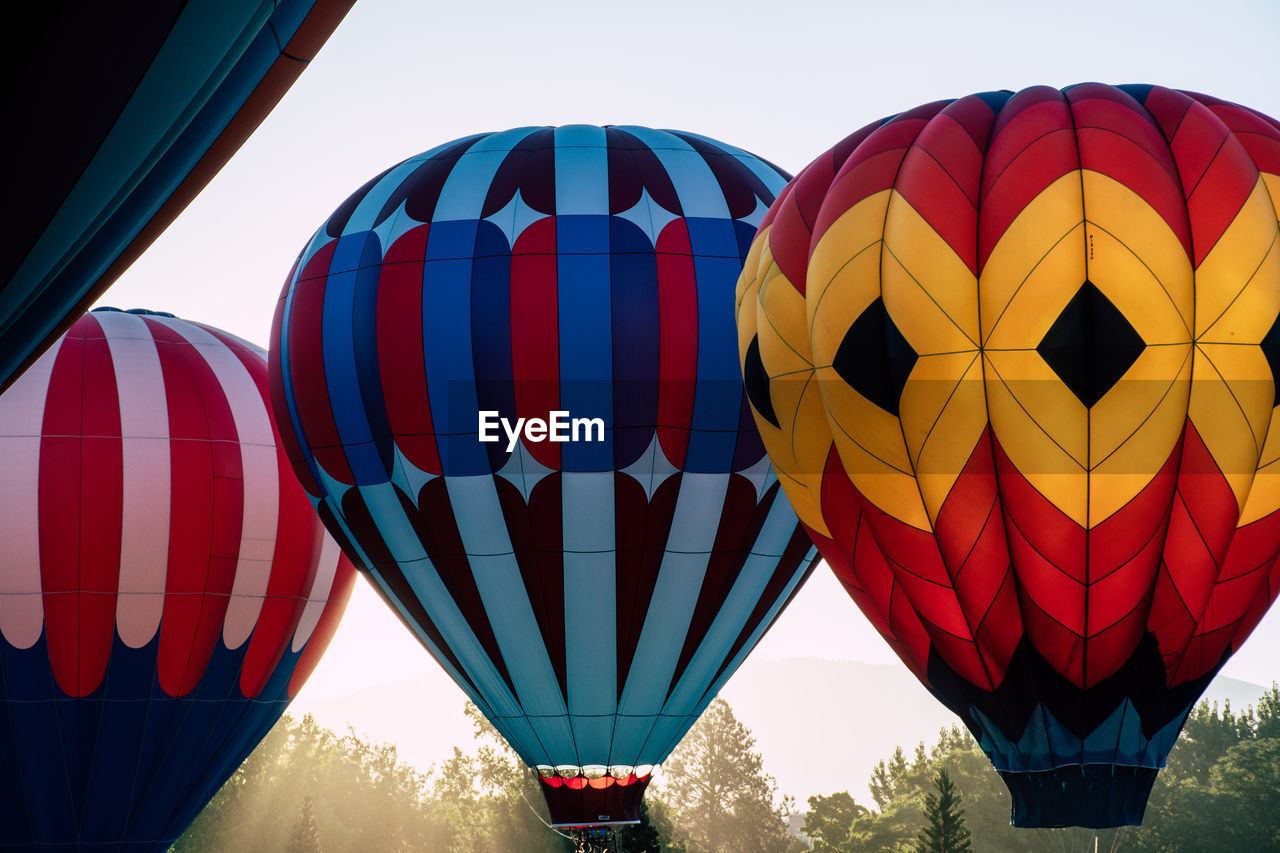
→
(1067, 84, 1193, 262)
(896, 95, 999, 276)
(286, 241, 354, 484)
(656, 220, 697, 468)
(813, 104, 947, 248)
(510, 217, 560, 470)
(817, 446, 932, 681)
(287, 558, 357, 697)
(766, 121, 879, 294)
(148, 318, 241, 697)
(377, 223, 440, 474)
(1140, 88, 1259, 267)
(40, 317, 123, 697)
(979, 87, 1079, 272)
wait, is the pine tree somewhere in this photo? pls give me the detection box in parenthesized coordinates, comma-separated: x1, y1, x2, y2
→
(287, 795, 322, 853)
(914, 768, 971, 853)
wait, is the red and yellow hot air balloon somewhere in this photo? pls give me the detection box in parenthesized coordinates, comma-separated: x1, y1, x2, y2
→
(737, 83, 1280, 827)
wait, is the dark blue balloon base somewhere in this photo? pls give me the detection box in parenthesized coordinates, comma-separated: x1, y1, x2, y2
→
(1000, 764, 1157, 828)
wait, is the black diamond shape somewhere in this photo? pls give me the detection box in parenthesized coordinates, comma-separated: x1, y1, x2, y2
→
(1037, 280, 1145, 408)
(1262, 312, 1280, 407)
(832, 297, 918, 417)
(743, 336, 780, 429)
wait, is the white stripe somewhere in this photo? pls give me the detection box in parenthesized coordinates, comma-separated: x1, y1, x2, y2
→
(0, 342, 59, 649)
(149, 317, 281, 651)
(615, 473, 728, 725)
(445, 475, 576, 758)
(95, 311, 172, 648)
(561, 471, 617, 762)
(291, 533, 341, 652)
(615, 128, 731, 219)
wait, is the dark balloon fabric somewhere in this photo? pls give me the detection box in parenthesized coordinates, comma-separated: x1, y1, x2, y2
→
(269, 126, 818, 826)
(0, 309, 356, 851)
(0, 0, 354, 392)
(737, 84, 1280, 828)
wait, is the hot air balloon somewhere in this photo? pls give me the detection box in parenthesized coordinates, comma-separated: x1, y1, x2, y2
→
(268, 126, 818, 830)
(0, 308, 356, 851)
(736, 83, 1280, 828)
(0, 0, 355, 392)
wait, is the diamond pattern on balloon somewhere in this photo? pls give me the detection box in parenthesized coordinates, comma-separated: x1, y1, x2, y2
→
(832, 297, 918, 417)
(1037, 281, 1145, 408)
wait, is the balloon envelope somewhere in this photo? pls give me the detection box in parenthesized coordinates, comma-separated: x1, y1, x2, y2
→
(269, 125, 817, 826)
(737, 83, 1280, 828)
(0, 308, 356, 851)
(0, 0, 353, 391)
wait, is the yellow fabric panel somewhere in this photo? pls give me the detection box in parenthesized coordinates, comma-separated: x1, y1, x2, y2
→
(983, 349, 1088, 526)
(759, 264, 818, 375)
(881, 190, 980, 354)
(981, 175, 1086, 349)
(1200, 227, 1280, 347)
(816, 365, 932, 531)
(1088, 345, 1192, 524)
(1082, 171, 1195, 344)
(903, 352, 988, 524)
(1262, 173, 1280, 223)
(1240, 424, 1280, 526)
(1195, 179, 1280, 339)
(1188, 343, 1270, 512)
(735, 232, 765, 363)
(808, 190, 894, 346)
(739, 231, 835, 538)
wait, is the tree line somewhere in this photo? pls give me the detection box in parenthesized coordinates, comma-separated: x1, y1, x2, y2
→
(805, 685, 1280, 852)
(173, 686, 1280, 852)
(172, 698, 802, 853)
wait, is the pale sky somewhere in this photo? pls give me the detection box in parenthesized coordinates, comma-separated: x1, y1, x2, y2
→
(95, 0, 1280, 730)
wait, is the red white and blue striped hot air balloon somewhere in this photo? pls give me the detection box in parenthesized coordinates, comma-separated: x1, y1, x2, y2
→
(269, 126, 818, 828)
(0, 308, 356, 852)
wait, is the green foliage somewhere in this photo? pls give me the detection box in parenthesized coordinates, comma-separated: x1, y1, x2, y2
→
(286, 797, 322, 853)
(657, 698, 806, 853)
(803, 684, 1280, 853)
(915, 769, 970, 853)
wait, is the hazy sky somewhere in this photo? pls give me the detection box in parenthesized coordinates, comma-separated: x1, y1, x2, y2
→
(96, 0, 1280, 720)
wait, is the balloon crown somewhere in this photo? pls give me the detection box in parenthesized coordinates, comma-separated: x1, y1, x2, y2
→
(91, 306, 177, 318)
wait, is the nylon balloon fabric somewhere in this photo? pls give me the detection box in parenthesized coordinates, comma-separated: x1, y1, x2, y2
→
(269, 126, 818, 827)
(0, 0, 354, 392)
(0, 308, 356, 851)
(736, 84, 1280, 828)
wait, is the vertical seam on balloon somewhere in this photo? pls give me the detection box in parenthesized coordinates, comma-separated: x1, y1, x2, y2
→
(884, 101, 1002, 694)
(1064, 88, 1091, 733)
(1154, 91, 1251, 686)
(72, 312, 125, 837)
(118, 320, 245, 846)
(976, 90, 1026, 710)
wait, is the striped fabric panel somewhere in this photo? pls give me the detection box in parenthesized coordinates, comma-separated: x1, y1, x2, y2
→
(0, 310, 354, 699)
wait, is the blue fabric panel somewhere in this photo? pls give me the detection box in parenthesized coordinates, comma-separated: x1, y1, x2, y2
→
(556, 216, 614, 472)
(470, 221, 516, 472)
(322, 232, 386, 485)
(422, 221, 486, 475)
(608, 217, 660, 469)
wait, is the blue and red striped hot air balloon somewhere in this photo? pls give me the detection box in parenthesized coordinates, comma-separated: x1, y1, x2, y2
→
(0, 308, 355, 852)
(0, 0, 354, 391)
(269, 126, 817, 827)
